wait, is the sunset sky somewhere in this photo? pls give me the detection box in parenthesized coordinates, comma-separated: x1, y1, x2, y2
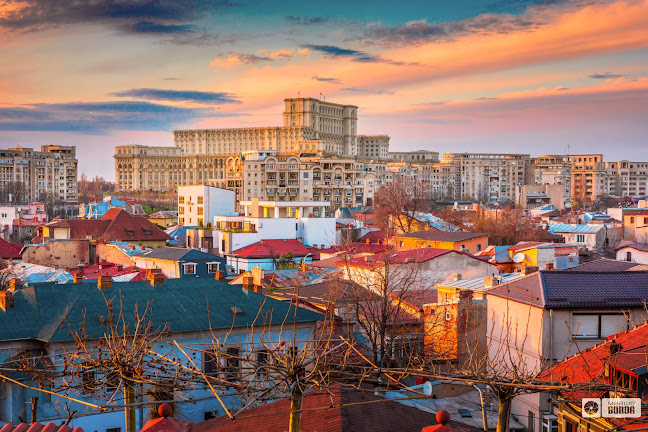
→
(1, 0, 647, 179)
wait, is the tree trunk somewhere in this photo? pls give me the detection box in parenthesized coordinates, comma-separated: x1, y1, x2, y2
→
(124, 381, 137, 432)
(496, 397, 511, 432)
(289, 388, 303, 432)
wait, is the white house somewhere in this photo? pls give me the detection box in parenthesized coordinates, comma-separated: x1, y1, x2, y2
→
(547, 223, 622, 250)
(615, 240, 648, 264)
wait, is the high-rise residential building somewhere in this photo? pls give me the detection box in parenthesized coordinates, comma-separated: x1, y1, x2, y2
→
(441, 153, 532, 203)
(115, 97, 390, 193)
(529, 155, 572, 205)
(241, 150, 385, 215)
(0, 145, 78, 203)
(570, 154, 607, 203)
(603, 160, 648, 198)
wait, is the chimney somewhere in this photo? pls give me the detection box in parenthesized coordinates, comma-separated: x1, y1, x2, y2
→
(130, 245, 135, 251)
(253, 285, 263, 294)
(73, 273, 84, 283)
(483, 276, 499, 288)
(453, 273, 462, 281)
(97, 275, 112, 289)
(242, 276, 254, 291)
(214, 270, 225, 281)
(0, 290, 14, 311)
(77, 262, 85, 275)
(366, 238, 370, 244)
(147, 269, 164, 286)
(608, 339, 622, 355)
(9, 278, 22, 291)
(522, 266, 539, 275)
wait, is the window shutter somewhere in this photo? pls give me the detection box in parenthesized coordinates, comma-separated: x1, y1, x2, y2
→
(601, 315, 627, 338)
(572, 315, 598, 338)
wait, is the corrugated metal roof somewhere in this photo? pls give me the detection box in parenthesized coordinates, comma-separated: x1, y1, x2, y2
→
(547, 223, 603, 233)
(437, 273, 524, 290)
(6, 262, 73, 284)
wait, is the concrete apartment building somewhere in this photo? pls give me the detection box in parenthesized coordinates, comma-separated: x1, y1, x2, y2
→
(177, 185, 237, 227)
(441, 153, 532, 203)
(603, 159, 648, 198)
(0, 145, 78, 203)
(241, 150, 385, 214)
(388, 150, 439, 162)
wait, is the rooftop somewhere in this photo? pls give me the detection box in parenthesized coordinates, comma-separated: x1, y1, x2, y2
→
(230, 239, 310, 258)
(394, 231, 487, 242)
(135, 247, 223, 262)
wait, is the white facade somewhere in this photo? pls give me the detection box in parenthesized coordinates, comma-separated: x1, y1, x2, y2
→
(178, 185, 236, 227)
(616, 245, 648, 264)
(0, 206, 18, 239)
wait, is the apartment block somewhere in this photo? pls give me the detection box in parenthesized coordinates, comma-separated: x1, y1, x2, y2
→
(570, 154, 606, 202)
(241, 150, 385, 215)
(0, 145, 78, 203)
(441, 153, 531, 203)
(603, 160, 648, 198)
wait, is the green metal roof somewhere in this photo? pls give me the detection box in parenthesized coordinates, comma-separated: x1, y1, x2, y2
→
(0, 278, 323, 344)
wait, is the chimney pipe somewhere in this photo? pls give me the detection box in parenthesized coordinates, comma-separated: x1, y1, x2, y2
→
(0, 290, 14, 311)
(214, 270, 225, 281)
(242, 276, 254, 291)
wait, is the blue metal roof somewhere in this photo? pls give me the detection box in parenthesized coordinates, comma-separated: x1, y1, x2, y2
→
(548, 223, 603, 234)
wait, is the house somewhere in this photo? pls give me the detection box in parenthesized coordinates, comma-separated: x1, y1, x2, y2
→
(517, 184, 569, 210)
(0, 277, 322, 431)
(78, 196, 144, 219)
(623, 210, 648, 242)
(69, 261, 157, 282)
(485, 270, 648, 432)
(539, 323, 648, 432)
(96, 241, 150, 266)
(505, 242, 580, 271)
(393, 231, 488, 254)
(207, 198, 335, 255)
(547, 223, 622, 251)
(178, 185, 237, 227)
(227, 239, 312, 273)
(566, 257, 642, 272)
(186, 387, 480, 432)
(20, 239, 94, 268)
(0, 203, 47, 241)
(43, 208, 170, 247)
(10, 219, 40, 244)
(615, 240, 648, 264)
(133, 247, 226, 278)
(0, 238, 21, 260)
(344, 248, 497, 289)
(148, 210, 178, 228)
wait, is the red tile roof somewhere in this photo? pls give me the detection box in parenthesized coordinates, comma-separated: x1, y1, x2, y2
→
(358, 230, 387, 244)
(0, 423, 89, 432)
(44, 209, 170, 243)
(69, 262, 161, 281)
(230, 239, 310, 258)
(193, 387, 476, 432)
(0, 238, 21, 259)
(345, 248, 484, 269)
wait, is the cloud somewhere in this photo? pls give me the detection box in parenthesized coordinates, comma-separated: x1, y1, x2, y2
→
(341, 87, 394, 95)
(0, 101, 239, 133)
(0, 0, 236, 43)
(303, 44, 382, 62)
(210, 49, 308, 68)
(589, 72, 624, 79)
(285, 15, 329, 25)
(110, 88, 240, 104)
(313, 76, 342, 84)
(359, 11, 544, 46)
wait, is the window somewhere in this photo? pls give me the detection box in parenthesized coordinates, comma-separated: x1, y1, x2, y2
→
(528, 411, 535, 432)
(198, 196, 203, 204)
(627, 251, 633, 261)
(458, 409, 471, 418)
(203, 352, 219, 377)
(542, 414, 558, 432)
(571, 314, 628, 338)
(630, 217, 635, 223)
(207, 262, 220, 273)
(576, 234, 585, 242)
(82, 366, 96, 393)
(107, 428, 121, 432)
(179, 196, 185, 204)
(476, 244, 482, 251)
(183, 263, 197, 275)
(197, 207, 203, 215)
(225, 347, 240, 382)
(256, 349, 269, 378)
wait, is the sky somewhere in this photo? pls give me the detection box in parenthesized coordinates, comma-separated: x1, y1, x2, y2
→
(0, 0, 647, 179)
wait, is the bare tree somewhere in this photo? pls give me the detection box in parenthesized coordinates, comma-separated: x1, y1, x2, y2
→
(375, 177, 435, 235)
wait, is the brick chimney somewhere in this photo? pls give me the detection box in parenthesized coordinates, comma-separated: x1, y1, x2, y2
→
(147, 269, 164, 286)
(77, 262, 85, 275)
(214, 270, 225, 281)
(97, 275, 112, 289)
(9, 278, 22, 291)
(242, 276, 254, 291)
(608, 339, 622, 355)
(0, 290, 14, 311)
(73, 273, 84, 283)
(522, 266, 539, 275)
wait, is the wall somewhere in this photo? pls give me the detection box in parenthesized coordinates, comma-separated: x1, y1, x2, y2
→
(96, 244, 137, 266)
(394, 235, 488, 254)
(226, 256, 312, 273)
(133, 257, 179, 277)
(616, 246, 648, 264)
(21, 239, 92, 268)
(624, 213, 648, 243)
(420, 252, 496, 283)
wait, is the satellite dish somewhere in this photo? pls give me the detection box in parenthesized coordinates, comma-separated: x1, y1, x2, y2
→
(513, 253, 525, 263)
(423, 381, 433, 396)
